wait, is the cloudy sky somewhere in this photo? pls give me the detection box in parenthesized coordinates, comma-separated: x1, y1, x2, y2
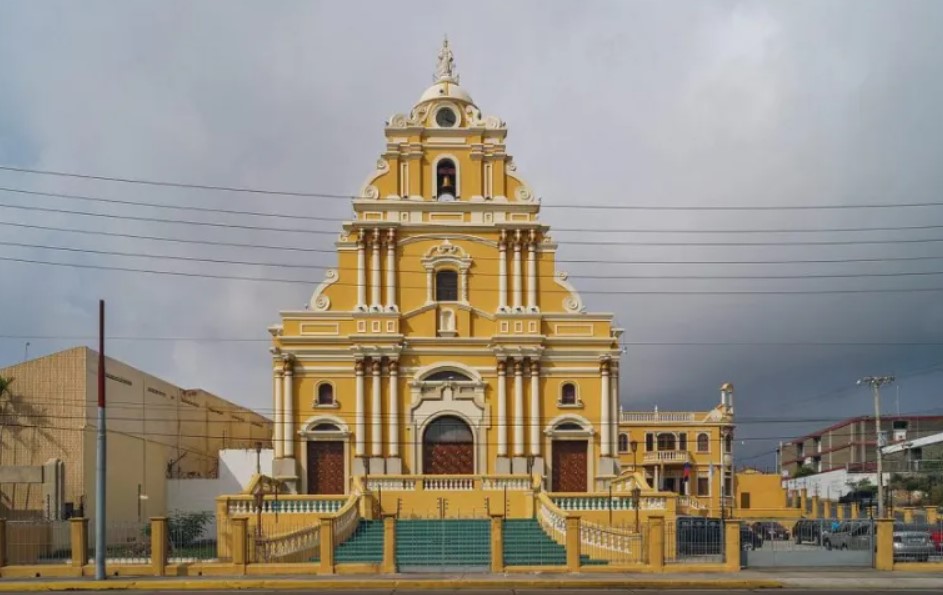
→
(1, 0, 942, 467)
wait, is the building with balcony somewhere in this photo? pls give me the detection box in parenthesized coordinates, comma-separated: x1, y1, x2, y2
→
(616, 384, 735, 516)
(779, 414, 943, 477)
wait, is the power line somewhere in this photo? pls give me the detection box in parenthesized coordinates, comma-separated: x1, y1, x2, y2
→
(8, 239, 943, 282)
(5, 220, 943, 268)
(4, 163, 943, 211)
(7, 184, 943, 235)
(6, 201, 943, 247)
(7, 254, 943, 294)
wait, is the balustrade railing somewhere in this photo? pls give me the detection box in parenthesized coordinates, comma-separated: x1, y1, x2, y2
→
(643, 450, 691, 464)
(332, 495, 361, 547)
(580, 520, 645, 564)
(536, 493, 567, 545)
(254, 522, 320, 563)
(620, 411, 697, 423)
(227, 495, 346, 516)
(678, 495, 704, 511)
(363, 474, 531, 493)
(551, 494, 667, 511)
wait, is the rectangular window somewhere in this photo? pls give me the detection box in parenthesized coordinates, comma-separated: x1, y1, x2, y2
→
(740, 492, 751, 509)
(645, 433, 654, 452)
(724, 474, 733, 497)
(435, 270, 459, 301)
(678, 433, 687, 451)
(697, 477, 709, 497)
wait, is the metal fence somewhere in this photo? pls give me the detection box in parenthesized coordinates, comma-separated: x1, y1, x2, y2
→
(665, 517, 724, 564)
(892, 521, 943, 563)
(6, 520, 71, 565)
(742, 518, 874, 568)
(87, 521, 152, 564)
(167, 511, 217, 563)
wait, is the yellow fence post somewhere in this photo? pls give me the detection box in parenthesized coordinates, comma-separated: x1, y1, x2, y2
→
(150, 517, 168, 577)
(823, 500, 832, 519)
(903, 509, 914, 523)
(382, 513, 396, 574)
(565, 515, 581, 572)
(928, 507, 939, 524)
(875, 519, 893, 571)
(648, 515, 664, 572)
(231, 517, 248, 571)
(811, 494, 819, 518)
(69, 517, 88, 568)
(836, 503, 845, 520)
(799, 488, 808, 513)
(490, 512, 504, 573)
(319, 517, 334, 575)
(0, 518, 7, 568)
(724, 519, 740, 572)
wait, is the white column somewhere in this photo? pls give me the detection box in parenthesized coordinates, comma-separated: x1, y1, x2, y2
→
(273, 368, 284, 458)
(512, 235, 522, 311)
(356, 237, 366, 310)
(355, 359, 365, 457)
(388, 359, 399, 458)
(371, 359, 382, 457)
(370, 230, 381, 310)
(283, 359, 294, 458)
(513, 359, 524, 457)
(600, 360, 611, 457)
(529, 360, 540, 456)
(611, 365, 620, 456)
(497, 360, 507, 457)
(526, 237, 537, 311)
(498, 234, 507, 311)
(385, 229, 396, 310)
(425, 269, 434, 303)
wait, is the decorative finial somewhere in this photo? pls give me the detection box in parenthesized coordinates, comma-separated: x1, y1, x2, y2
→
(435, 35, 458, 84)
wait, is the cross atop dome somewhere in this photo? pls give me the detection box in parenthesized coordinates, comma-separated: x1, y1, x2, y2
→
(434, 36, 459, 84)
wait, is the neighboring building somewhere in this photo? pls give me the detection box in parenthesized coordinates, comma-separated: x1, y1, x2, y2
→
(779, 415, 943, 477)
(616, 384, 735, 514)
(268, 41, 628, 495)
(0, 347, 272, 523)
(735, 469, 790, 518)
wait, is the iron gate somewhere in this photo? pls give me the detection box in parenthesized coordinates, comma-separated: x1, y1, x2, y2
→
(741, 518, 874, 568)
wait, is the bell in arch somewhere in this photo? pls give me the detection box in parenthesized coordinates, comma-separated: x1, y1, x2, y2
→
(436, 159, 457, 201)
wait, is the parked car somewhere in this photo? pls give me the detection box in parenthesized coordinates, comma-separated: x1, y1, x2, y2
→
(893, 530, 935, 562)
(930, 527, 943, 553)
(793, 519, 828, 545)
(752, 521, 789, 541)
(827, 521, 870, 551)
(740, 526, 764, 551)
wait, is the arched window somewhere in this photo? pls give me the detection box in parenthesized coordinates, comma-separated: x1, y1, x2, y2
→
(311, 422, 340, 432)
(618, 433, 629, 453)
(316, 383, 334, 406)
(697, 433, 710, 453)
(724, 433, 733, 454)
(657, 433, 677, 451)
(425, 370, 472, 382)
(436, 158, 457, 200)
(560, 382, 577, 405)
(678, 433, 688, 452)
(555, 422, 584, 431)
(435, 269, 458, 301)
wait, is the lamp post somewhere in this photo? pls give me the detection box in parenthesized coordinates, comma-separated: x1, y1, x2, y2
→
(630, 440, 638, 471)
(253, 490, 264, 537)
(255, 442, 262, 476)
(632, 485, 641, 533)
(858, 376, 894, 519)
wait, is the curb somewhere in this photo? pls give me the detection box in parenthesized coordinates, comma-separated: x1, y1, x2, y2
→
(0, 577, 785, 591)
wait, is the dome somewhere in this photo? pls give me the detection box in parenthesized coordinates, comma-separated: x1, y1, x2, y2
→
(417, 80, 474, 105)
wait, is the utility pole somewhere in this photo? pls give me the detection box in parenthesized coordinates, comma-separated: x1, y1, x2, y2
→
(857, 375, 894, 519)
(95, 300, 107, 580)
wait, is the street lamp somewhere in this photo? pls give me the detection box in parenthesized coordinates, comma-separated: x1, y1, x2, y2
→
(255, 442, 262, 475)
(630, 440, 638, 470)
(632, 485, 641, 533)
(858, 376, 895, 518)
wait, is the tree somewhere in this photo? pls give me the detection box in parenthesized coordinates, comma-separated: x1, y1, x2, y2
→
(794, 465, 816, 478)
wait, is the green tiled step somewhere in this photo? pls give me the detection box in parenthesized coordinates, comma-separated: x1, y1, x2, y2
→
(332, 520, 384, 564)
(502, 519, 608, 567)
(395, 520, 490, 569)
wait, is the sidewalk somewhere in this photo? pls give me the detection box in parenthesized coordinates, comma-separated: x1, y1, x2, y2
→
(0, 570, 941, 591)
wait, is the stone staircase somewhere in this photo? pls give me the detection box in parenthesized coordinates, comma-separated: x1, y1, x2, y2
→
(503, 518, 606, 566)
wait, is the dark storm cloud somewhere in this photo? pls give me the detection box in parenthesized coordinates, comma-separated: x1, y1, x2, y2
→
(1, 1, 941, 465)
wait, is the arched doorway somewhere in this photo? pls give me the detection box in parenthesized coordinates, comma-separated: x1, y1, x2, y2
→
(422, 415, 474, 475)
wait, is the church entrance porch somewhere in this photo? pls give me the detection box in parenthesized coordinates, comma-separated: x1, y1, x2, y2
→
(422, 415, 474, 475)
(551, 439, 588, 492)
(306, 440, 345, 494)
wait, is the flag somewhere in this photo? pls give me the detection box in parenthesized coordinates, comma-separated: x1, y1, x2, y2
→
(682, 462, 691, 479)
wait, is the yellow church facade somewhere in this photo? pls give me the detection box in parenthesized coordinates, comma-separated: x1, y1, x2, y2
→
(266, 43, 733, 515)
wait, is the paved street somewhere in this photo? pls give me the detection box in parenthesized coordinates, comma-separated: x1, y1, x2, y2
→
(2, 591, 937, 595)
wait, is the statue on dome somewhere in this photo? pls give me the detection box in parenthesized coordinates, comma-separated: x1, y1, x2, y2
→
(435, 36, 459, 83)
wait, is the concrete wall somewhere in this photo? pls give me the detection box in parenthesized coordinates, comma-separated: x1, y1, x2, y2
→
(783, 468, 890, 500)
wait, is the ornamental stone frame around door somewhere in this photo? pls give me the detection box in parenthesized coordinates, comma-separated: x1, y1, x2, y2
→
(408, 362, 489, 475)
(298, 415, 351, 495)
(543, 414, 596, 493)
